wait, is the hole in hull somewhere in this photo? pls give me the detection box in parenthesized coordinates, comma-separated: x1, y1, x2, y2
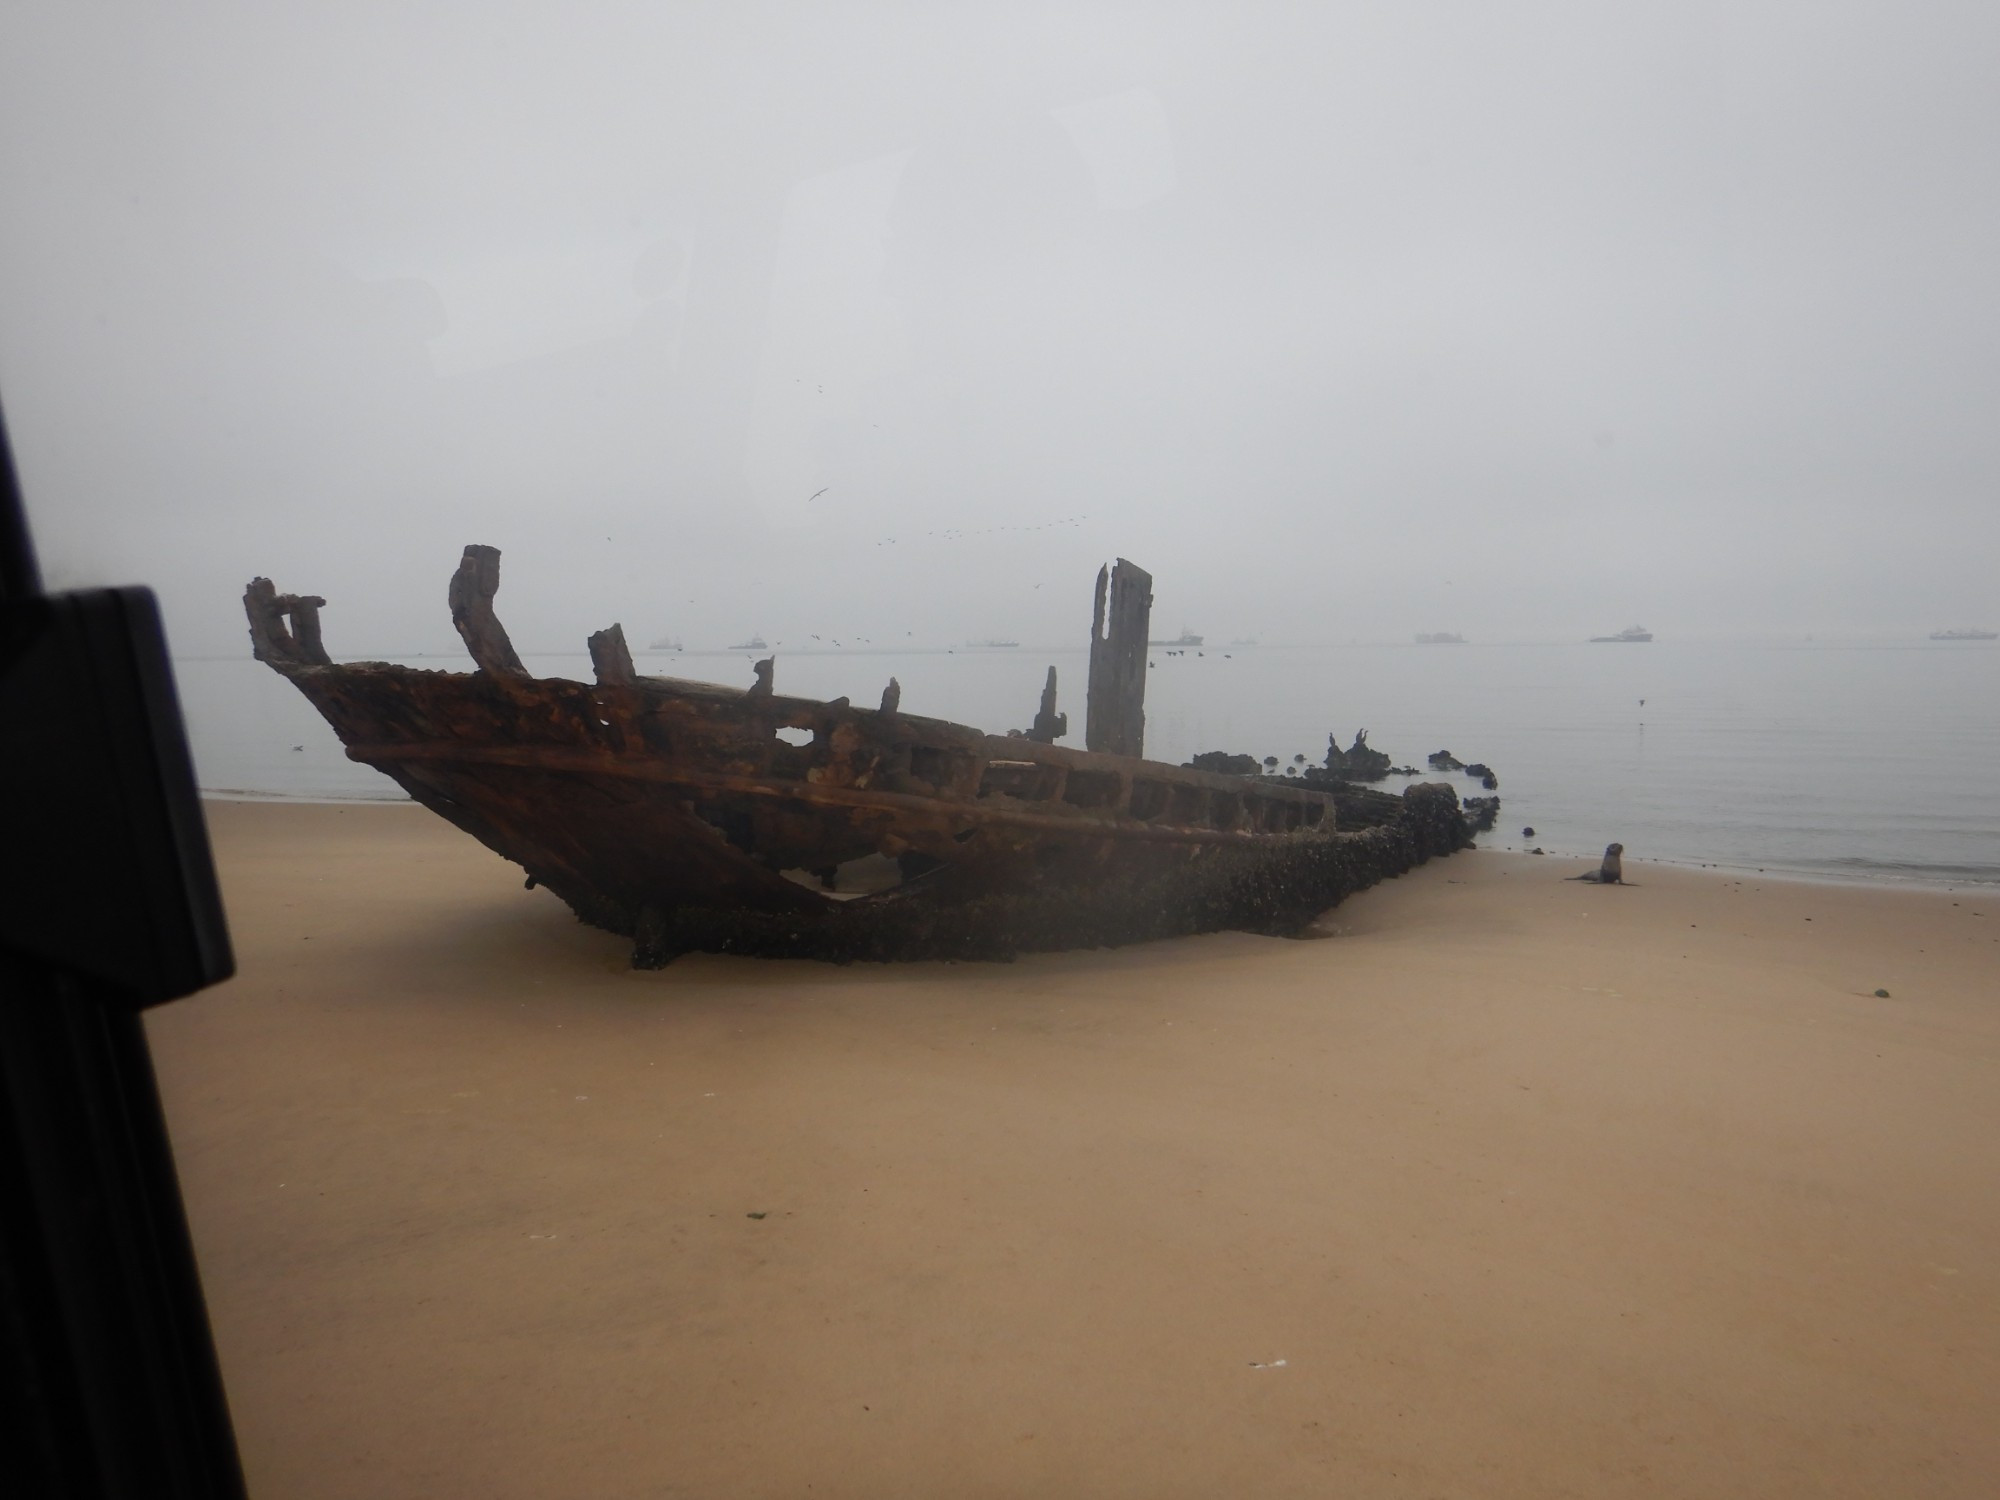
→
(978, 760, 1054, 801)
(777, 852, 917, 899)
(1062, 768, 1123, 810)
(908, 745, 961, 791)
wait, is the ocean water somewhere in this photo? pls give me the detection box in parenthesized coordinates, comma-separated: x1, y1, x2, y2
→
(177, 639, 2000, 888)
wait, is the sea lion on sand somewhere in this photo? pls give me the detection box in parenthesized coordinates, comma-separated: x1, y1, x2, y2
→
(1569, 843, 1625, 884)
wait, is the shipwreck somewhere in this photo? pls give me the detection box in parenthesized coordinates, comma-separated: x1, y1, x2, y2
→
(245, 547, 1491, 966)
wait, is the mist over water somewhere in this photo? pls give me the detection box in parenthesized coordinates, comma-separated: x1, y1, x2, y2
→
(6, 4, 2000, 654)
(5, 4, 1999, 884)
(187, 636, 2000, 887)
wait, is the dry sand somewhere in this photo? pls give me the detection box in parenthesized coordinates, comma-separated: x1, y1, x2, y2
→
(149, 800, 2000, 1498)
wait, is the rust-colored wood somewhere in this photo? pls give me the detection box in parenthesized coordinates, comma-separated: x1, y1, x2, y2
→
(339, 739, 1321, 845)
(247, 544, 1487, 966)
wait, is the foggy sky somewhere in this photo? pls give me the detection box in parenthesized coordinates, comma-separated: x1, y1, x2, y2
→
(2, 2, 1996, 658)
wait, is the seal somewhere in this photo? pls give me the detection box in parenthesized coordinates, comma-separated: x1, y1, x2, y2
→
(1569, 843, 1625, 884)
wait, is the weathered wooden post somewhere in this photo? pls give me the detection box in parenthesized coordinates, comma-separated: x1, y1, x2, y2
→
(1027, 665, 1067, 742)
(587, 623, 636, 685)
(284, 594, 330, 665)
(447, 544, 529, 677)
(243, 577, 332, 667)
(1085, 558, 1152, 757)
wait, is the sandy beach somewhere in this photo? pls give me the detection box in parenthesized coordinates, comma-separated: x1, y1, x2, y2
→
(147, 800, 2000, 1499)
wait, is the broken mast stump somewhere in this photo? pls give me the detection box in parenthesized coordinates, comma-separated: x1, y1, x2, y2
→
(243, 577, 332, 666)
(283, 594, 331, 665)
(587, 623, 636, 685)
(447, 544, 529, 677)
(1027, 665, 1067, 743)
(1085, 558, 1152, 757)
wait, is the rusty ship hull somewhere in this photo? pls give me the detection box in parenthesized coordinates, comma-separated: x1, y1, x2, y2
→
(246, 549, 1482, 966)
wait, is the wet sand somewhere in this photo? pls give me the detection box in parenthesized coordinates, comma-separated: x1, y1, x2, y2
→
(149, 800, 2000, 1498)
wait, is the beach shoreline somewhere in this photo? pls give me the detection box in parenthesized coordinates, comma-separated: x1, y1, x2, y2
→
(147, 800, 2000, 1498)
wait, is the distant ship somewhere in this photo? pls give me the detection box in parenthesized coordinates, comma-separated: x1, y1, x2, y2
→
(1414, 632, 1466, 645)
(1148, 628, 1204, 648)
(648, 635, 683, 651)
(967, 639, 1020, 648)
(729, 634, 768, 651)
(1227, 637, 1259, 647)
(1589, 626, 1654, 643)
(1930, 627, 1997, 641)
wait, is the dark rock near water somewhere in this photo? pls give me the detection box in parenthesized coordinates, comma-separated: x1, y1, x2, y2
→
(1185, 750, 1261, 776)
(1432, 748, 1498, 789)
(1186, 731, 1504, 854)
(1325, 729, 1393, 781)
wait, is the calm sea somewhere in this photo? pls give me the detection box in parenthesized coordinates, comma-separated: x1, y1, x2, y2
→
(177, 639, 2000, 888)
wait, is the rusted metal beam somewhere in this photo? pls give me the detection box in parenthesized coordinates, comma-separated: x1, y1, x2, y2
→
(447, 544, 528, 677)
(1086, 558, 1151, 757)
